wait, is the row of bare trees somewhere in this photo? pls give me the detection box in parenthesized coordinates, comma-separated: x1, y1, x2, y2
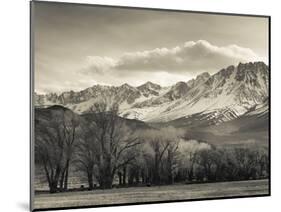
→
(110, 139, 269, 187)
(176, 145, 269, 183)
(35, 107, 79, 193)
(35, 102, 141, 192)
(35, 103, 269, 193)
(77, 102, 141, 189)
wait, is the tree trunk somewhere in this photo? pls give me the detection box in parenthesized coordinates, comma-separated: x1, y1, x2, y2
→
(141, 169, 145, 184)
(167, 151, 173, 184)
(49, 182, 58, 193)
(122, 166, 127, 185)
(102, 174, 113, 189)
(118, 171, 122, 186)
(153, 153, 160, 184)
(49, 176, 59, 193)
(187, 169, 193, 181)
(128, 168, 134, 185)
(100, 162, 113, 189)
(49, 165, 61, 193)
(59, 169, 65, 191)
(135, 169, 140, 185)
(63, 160, 70, 190)
(87, 171, 94, 190)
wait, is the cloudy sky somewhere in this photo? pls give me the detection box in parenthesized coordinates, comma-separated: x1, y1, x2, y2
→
(33, 2, 269, 94)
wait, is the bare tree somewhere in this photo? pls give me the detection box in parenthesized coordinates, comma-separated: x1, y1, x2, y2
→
(35, 107, 79, 192)
(84, 101, 141, 189)
(146, 132, 169, 184)
(165, 138, 180, 184)
(210, 149, 226, 181)
(35, 127, 63, 193)
(59, 111, 79, 190)
(255, 148, 269, 178)
(142, 127, 182, 185)
(233, 148, 257, 180)
(75, 126, 97, 190)
(186, 151, 197, 181)
(179, 140, 211, 182)
(196, 149, 217, 181)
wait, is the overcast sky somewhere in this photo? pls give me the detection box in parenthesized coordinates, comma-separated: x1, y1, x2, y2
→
(33, 2, 269, 94)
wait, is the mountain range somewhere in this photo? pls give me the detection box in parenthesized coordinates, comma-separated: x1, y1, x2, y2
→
(35, 61, 269, 126)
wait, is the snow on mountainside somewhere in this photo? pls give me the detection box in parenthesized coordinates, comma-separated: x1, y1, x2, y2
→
(244, 98, 268, 118)
(35, 81, 166, 113)
(35, 61, 269, 124)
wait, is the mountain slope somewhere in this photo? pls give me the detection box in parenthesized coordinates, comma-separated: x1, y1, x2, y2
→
(35, 105, 152, 138)
(35, 61, 269, 124)
(121, 62, 268, 122)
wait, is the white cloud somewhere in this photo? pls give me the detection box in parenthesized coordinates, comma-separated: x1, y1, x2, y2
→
(83, 40, 265, 76)
(84, 56, 117, 74)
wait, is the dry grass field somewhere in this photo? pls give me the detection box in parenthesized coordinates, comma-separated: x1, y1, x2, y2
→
(34, 179, 269, 210)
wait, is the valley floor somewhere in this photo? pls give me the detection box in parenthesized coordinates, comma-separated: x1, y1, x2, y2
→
(33, 179, 269, 210)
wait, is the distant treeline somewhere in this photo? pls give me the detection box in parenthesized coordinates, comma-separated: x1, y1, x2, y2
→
(35, 102, 269, 193)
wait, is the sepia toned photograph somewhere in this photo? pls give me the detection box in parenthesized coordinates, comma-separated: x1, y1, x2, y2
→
(31, 1, 270, 211)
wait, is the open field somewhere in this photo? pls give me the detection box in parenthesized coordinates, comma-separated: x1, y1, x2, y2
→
(34, 179, 269, 210)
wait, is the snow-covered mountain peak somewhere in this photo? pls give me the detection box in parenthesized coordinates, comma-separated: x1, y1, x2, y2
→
(120, 83, 133, 89)
(187, 72, 211, 89)
(35, 61, 269, 124)
(196, 72, 211, 81)
(163, 81, 189, 100)
(138, 81, 161, 90)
